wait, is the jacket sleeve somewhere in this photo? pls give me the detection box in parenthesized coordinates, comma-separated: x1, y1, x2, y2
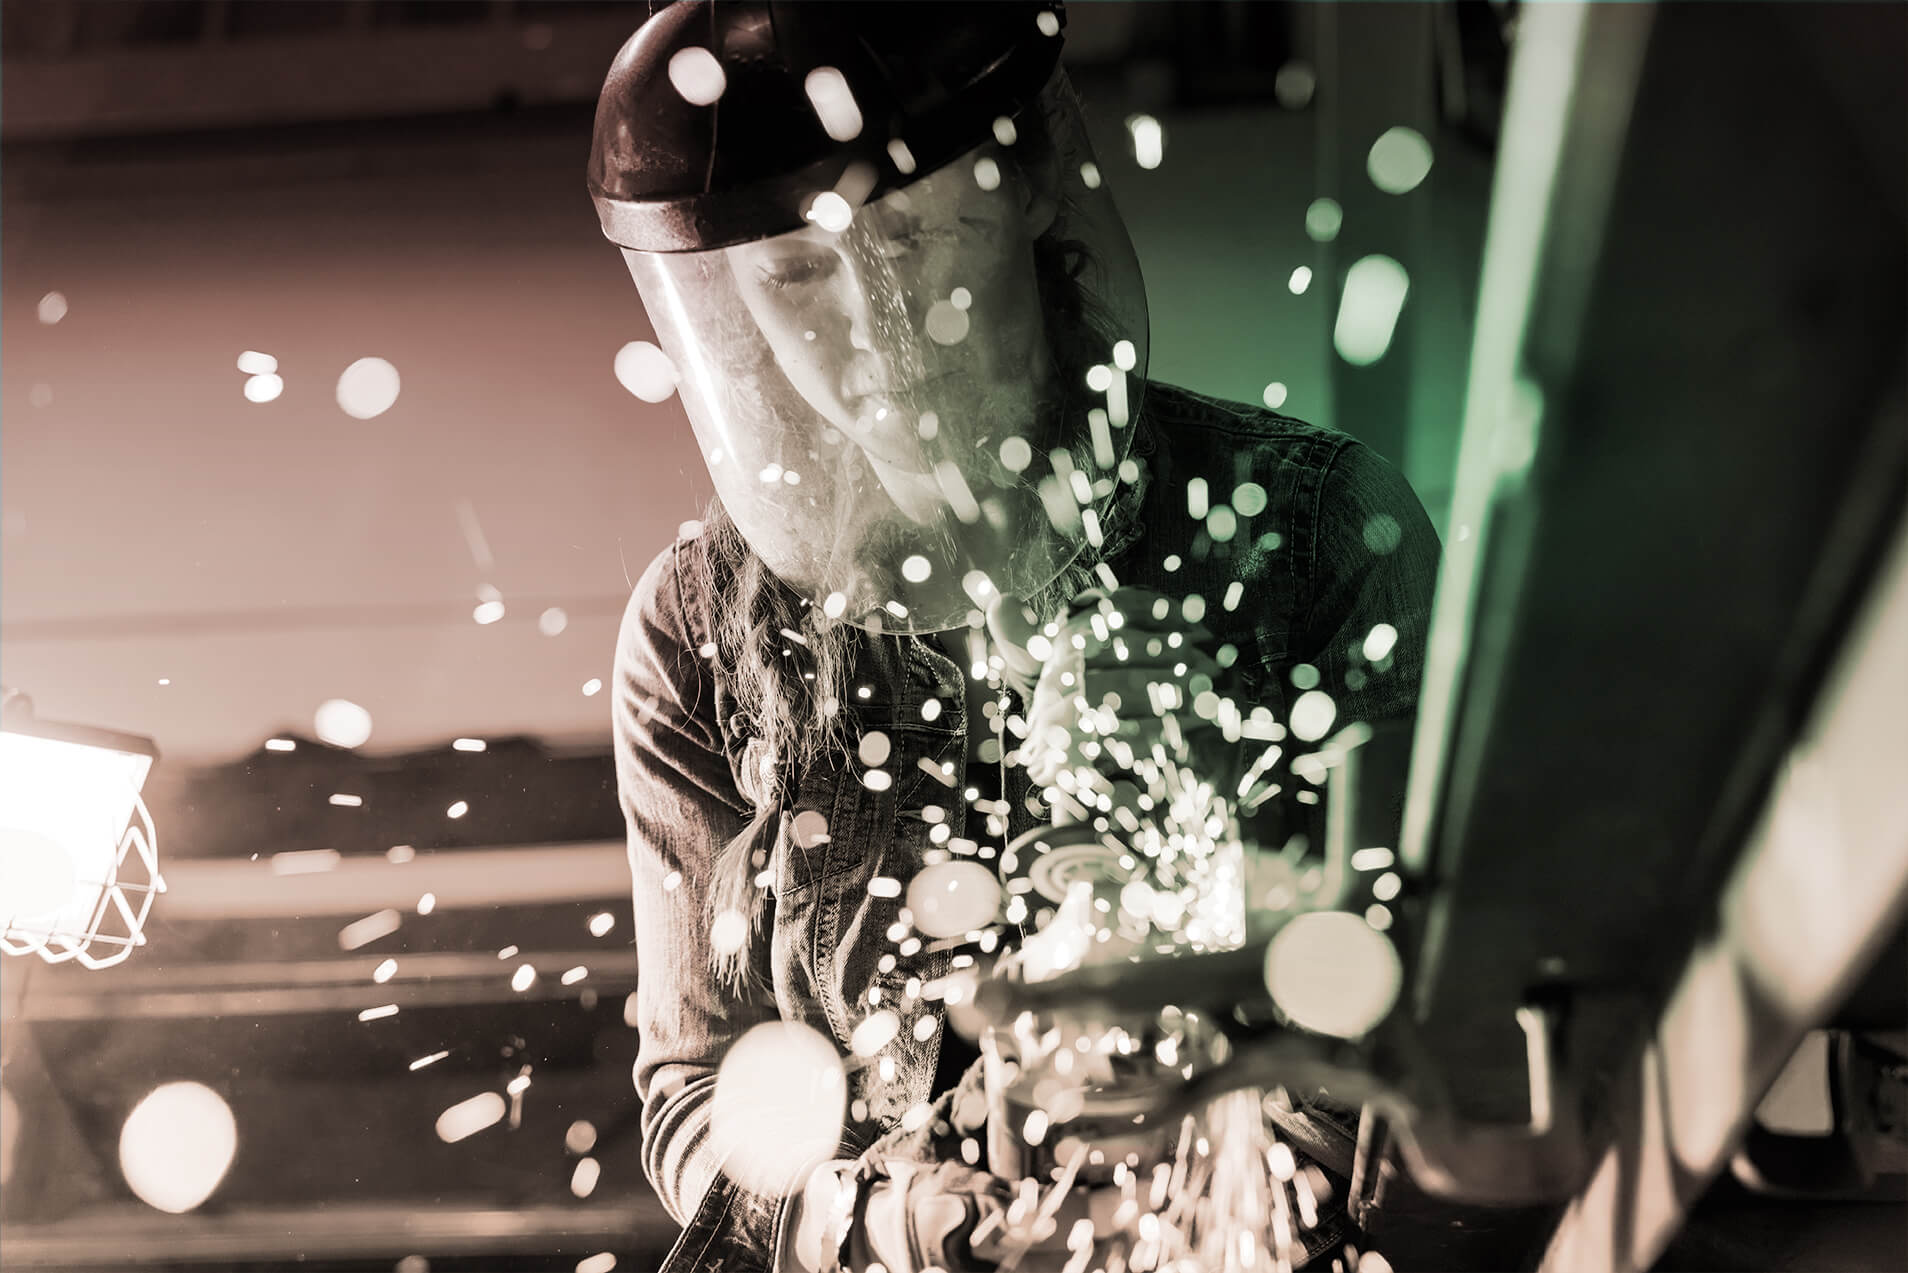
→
(613, 541, 778, 1228)
(1301, 438, 1443, 729)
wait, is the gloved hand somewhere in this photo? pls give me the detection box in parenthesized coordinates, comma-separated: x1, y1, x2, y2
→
(790, 1155, 1122, 1273)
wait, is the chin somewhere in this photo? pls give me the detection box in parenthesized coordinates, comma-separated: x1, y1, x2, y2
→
(869, 460, 943, 525)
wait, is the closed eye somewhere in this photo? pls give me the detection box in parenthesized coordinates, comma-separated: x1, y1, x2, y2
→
(759, 255, 833, 291)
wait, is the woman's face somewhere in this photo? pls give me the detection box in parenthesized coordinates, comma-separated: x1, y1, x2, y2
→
(726, 151, 1054, 523)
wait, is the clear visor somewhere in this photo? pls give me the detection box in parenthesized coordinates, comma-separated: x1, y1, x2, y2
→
(626, 75, 1148, 633)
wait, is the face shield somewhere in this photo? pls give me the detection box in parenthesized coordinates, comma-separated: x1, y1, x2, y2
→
(621, 73, 1148, 633)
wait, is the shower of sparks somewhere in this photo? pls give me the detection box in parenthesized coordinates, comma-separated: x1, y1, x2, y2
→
(665, 513, 1415, 1267)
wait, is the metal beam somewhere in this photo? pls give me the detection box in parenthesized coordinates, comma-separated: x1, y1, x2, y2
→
(152, 840, 631, 918)
(1540, 429, 1908, 1272)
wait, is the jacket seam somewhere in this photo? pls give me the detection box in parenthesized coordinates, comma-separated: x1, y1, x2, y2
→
(1305, 436, 1359, 641)
(667, 537, 756, 821)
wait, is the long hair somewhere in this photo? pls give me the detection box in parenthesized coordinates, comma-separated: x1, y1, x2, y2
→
(691, 75, 1152, 993)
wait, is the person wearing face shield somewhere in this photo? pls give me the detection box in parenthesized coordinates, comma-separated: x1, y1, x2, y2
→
(593, 5, 1442, 1271)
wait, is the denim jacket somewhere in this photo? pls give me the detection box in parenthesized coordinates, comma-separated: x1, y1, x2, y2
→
(613, 382, 1442, 1272)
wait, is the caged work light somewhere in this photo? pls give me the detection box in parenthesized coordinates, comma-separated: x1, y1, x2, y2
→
(0, 688, 163, 968)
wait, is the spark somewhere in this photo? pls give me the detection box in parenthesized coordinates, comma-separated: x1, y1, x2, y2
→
(1305, 197, 1343, 242)
(1127, 114, 1164, 169)
(667, 46, 726, 105)
(339, 908, 401, 950)
(1187, 477, 1209, 520)
(803, 67, 863, 141)
(1351, 847, 1395, 872)
(337, 356, 401, 419)
(1334, 255, 1410, 366)
(1368, 126, 1434, 194)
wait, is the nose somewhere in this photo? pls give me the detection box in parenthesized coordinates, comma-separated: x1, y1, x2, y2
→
(828, 254, 902, 396)
(831, 256, 882, 354)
